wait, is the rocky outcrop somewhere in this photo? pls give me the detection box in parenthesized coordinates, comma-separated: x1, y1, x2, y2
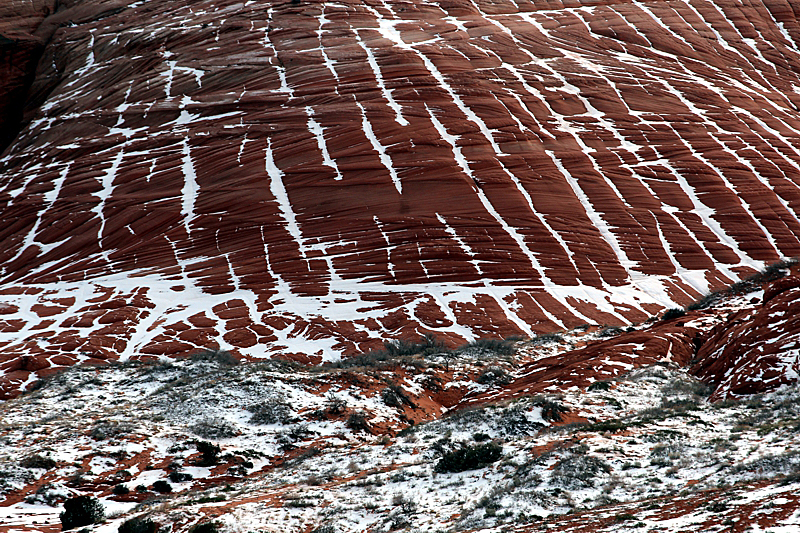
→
(2, 0, 800, 392)
(693, 272, 800, 399)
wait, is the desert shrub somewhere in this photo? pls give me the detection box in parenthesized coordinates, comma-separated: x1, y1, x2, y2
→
(112, 484, 130, 495)
(583, 419, 633, 433)
(496, 406, 542, 436)
(477, 366, 511, 385)
(346, 412, 370, 432)
(645, 429, 686, 443)
(325, 393, 347, 415)
(661, 378, 712, 398)
(532, 396, 569, 422)
(387, 334, 446, 357)
(329, 334, 445, 369)
(60, 495, 105, 530)
(381, 384, 413, 408)
(661, 308, 686, 321)
(688, 259, 797, 310)
(434, 442, 503, 473)
(190, 348, 238, 366)
(587, 381, 611, 392)
(90, 421, 133, 440)
(550, 455, 611, 489)
(598, 326, 624, 338)
(168, 471, 193, 483)
(152, 480, 172, 493)
(192, 417, 239, 439)
(119, 516, 157, 533)
(731, 451, 800, 479)
(23, 483, 68, 506)
(277, 425, 314, 451)
(311, 526, 335, 533)
(20, 454, 56, 470)
(189, 522, 220, 533)
(649, 443, 683, 458)
(248, 398, 294, 425)
(458, 339, 515, 357)
(531, 333, 563, 345)
(196, 441, 221, 466)
(459, 338, 515, 356)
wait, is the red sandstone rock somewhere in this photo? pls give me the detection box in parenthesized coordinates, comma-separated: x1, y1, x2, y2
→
(0, 0, 799, 395)
(693, 275, 800, 399)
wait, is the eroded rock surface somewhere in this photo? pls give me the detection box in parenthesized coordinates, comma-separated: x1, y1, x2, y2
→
(694, 273, 800, 399)
(3, 0, 800, 394)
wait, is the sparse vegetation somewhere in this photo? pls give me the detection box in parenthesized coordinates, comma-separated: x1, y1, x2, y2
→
(458, 338, 515, 356)
(60, 495, 105, 530)
(346, 411, 370, 432)
(598, 326, 624, 338)
(153, 480, 172, 493)
(687, 258, 797, 310)
(381, 384, 414, 408)
(119, 516, 157, 533)
(192, 417, 239, 439)
(476, 366, 511, 385)
(531, 333, 563, 345)
(189, 348, 239, 366)
(588, 381, 611, 392)
(196, 441, 221, 466)
(661, 308, 686, 321)
(20, 454, 56, 470)
(551, 455, 612, 489)
(189, 522, 220, 533)
(532, 396, 569, 422)
(434, 442, 503, 473)
(248, 397, 294, 425)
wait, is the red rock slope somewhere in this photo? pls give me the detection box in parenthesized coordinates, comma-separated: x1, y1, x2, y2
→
(2, 0, 800, 391)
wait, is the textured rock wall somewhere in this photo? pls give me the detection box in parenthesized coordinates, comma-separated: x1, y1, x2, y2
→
(2, 0, 800, 395)
(694, 273, 800, 399)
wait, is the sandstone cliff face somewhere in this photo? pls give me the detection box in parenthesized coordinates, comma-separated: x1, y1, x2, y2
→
(2, 0, 800, 393)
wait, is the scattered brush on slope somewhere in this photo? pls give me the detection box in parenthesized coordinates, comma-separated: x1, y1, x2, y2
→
(687, 258, 797, 311)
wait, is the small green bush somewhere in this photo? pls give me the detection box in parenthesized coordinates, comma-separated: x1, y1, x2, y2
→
(477, 366, 511, 385)
(434, 442, 503, 473)
(153, 480, 172, 493)
(60, 495, 105, 530)
(20, 454, 57, 470)
(551, 455, 611, 489)
(346, 411, 370, 432)
(119, 516, 157, 533)
(168, 471, 193, 483)
(532, 396, 569, 422)
(661, 308, 686, 321)
(381, 384, 414, 408)
(196, 441, 221, 466)
(112, 484, 130, 495)
(248, 398, 294, 425)
(189, 522, 220, 533)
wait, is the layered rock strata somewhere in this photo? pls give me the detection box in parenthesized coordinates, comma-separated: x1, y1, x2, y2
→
(2, 0, 800, 393)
